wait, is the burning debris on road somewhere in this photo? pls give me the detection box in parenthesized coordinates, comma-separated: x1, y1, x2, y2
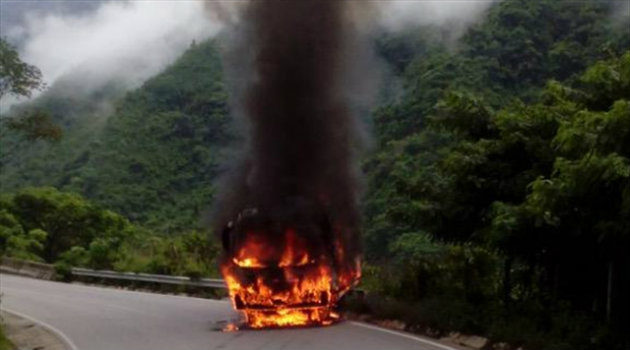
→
(214, 0, 368, 329)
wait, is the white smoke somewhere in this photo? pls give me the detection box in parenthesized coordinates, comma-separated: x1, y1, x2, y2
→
(1, 0, 497, 111)
(377, 0, 497, 31)
(1, 0, 222, 108)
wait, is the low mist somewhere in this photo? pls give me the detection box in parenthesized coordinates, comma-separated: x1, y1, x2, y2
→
(1, 0, 221, 108)
(0, 0, 498, 113)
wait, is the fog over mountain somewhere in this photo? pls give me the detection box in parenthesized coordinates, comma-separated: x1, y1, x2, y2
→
(0, 0, 220, 109)
(0, 0, 496, 110)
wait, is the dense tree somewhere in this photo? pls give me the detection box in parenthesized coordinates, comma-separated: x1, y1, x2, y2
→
(373, 0, 627, 144)
(361, 51, 629, 349)
(0, 187, 130, 261)
(0, 38, 44, 99)
(0, 40, 230, 231)
(3, 110, 62, 141)
(0, 38, 63, 148)
(1, 187, 220, 276)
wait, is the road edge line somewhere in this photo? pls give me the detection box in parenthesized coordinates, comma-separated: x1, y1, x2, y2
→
(349, 321, 459, 350)
(0, 307, 79, 350)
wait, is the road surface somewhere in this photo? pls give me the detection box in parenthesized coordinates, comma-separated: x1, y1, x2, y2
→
(0, 273, 457, 350)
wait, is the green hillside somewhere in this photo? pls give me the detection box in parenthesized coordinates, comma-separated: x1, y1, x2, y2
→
(1, 40, 230, 232)
(3, 1, 626, 234)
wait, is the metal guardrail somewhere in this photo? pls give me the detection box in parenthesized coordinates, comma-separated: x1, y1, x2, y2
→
(71, 267, 226, 289)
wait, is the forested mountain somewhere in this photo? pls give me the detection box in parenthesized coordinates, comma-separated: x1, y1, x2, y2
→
(373, 0, 628, 144)
(1, 40, 230, 232)
(365, 0, 628, 260)
(3, 0, 626, 233)
(359, 2, 628, 347)
(1, 0, 628, 348)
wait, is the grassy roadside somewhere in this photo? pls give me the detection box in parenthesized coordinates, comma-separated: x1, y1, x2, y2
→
(0, 325, 14, 350)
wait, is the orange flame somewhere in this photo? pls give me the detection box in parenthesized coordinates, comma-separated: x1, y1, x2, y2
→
(221, 226, 360, 328)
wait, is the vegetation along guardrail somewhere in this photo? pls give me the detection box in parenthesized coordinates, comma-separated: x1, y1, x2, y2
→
(0, 257, 56, 280)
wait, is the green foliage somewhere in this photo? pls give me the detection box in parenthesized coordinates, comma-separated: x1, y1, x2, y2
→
(0, 208, 23, 249)
(113, 230, 220, 277)
(1, 110, 63, 143)
(0, 40, 229, 232)
(0, 208, 47, 261)
(372, 0, 626, 143)
(1, 187, 131, 262)
(4, 228, 47, 262)
(364, 4, 629, 343)
(1, 187, 221, 279)
(0, 324, 14, 350)
(57, 246, 89, 267)
(0, 38, 61, 149)
(70, 40, 228, 232)
(356, 243, 499, 334)
(0, 37, 44, 99)
(462, 0, 621, 90)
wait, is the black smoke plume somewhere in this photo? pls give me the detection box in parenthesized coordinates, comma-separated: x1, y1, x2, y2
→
(214, 0, 367, 268)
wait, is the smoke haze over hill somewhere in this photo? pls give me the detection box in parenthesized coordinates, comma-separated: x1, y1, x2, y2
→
(0, 0, 498, 110)
(0, 0, 220, 109)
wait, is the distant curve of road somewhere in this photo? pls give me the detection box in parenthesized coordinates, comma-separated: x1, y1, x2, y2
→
(0, 273, 458, 350)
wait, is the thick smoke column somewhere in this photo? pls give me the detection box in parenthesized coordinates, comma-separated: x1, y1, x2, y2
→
(215, 0, 364, 264)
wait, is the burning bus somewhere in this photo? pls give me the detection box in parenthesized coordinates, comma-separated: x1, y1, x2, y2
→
(215, 0, 366, 329)
(220, 197, 360, 328)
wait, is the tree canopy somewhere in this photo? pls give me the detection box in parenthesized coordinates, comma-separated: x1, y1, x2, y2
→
(0, 38, 45, 99)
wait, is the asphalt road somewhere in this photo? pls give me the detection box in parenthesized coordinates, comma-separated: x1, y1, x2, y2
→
(0, 273, 457, 350)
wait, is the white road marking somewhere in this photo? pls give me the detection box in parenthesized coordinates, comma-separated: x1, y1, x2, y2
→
(1, 307, 79, 350)
(349, 321, 459, 350)
(1, 274, 460, 350)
